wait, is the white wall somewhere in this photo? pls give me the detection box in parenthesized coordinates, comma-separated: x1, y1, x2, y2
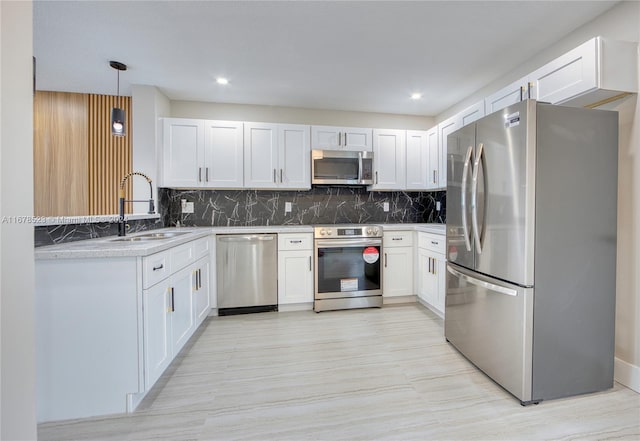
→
(132, 85, 170, 206)
(170, 100, 434, 130)
(0, 1, 37, 439)
(437, 0, 640, 392)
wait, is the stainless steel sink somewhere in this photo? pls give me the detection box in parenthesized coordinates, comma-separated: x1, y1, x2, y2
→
(110, 231, 189, 242)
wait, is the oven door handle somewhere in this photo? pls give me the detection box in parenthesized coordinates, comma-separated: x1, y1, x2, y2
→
(315, 239, 382, 248)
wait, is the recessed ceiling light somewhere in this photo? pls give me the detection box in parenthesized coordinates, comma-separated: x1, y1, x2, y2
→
(216, 77, 229, 85)
(410, 93, 422, 100)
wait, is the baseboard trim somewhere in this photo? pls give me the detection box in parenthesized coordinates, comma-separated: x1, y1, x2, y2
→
(383, 295, 416, 305)
(614, 357, 640, 393)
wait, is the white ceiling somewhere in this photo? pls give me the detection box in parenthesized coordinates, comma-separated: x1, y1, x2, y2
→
(33, 0, 618, 117)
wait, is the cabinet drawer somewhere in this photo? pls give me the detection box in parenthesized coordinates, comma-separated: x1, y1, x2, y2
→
(143, 251, 171, 288)
(278, 233, 312, 251)
(418, 232, 445, 254)
(193, 237, 210, 260)
(171, 241, 195, 272)
(383, 231, 414, 248)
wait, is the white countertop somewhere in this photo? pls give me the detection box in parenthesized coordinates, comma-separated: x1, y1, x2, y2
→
(35, 224, 444, 260)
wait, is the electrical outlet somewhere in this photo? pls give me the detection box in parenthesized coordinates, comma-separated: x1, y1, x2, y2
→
(436, 201, 441, 211)
(383, 202, 389, 212)
(182, 201, 194, 214)
(285, 202, 292, 213)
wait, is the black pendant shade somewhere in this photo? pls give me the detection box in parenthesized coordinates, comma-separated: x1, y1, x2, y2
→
(110, 60, 127, 137)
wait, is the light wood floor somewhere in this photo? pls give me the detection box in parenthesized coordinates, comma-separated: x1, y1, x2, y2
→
(38, 304, 640, 441)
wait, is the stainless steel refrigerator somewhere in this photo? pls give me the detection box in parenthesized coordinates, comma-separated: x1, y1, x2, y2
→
(445, 99, 618, 405)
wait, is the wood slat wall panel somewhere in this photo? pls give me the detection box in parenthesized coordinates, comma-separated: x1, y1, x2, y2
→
(34, 91, 89, 216)
(88, 94, 132, 215)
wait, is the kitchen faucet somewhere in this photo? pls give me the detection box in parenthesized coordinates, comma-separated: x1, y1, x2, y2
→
(118, 171, 155, 236)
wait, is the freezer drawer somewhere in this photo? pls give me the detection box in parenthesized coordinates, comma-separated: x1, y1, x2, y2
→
(445, 263, 534, 403)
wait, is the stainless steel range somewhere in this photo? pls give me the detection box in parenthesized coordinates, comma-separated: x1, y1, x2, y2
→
(314, 225, 383, 312)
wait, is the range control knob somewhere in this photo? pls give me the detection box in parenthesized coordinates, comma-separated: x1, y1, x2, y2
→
(327, 230, 332, 235)
(319, 229, 326, 236)
(373, 228, 379, 235)
(366, 228, 373, 235)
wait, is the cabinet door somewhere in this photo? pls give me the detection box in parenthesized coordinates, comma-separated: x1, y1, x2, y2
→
(371, 129, 406, 190)
(342, 127, 373, 152)
(459, 100, 485, 127)
(425, 127, 439, 190)
(405, 130, 428, 190)
(383, 247, 414, 297)
(203, 120, 244, 188)
(417, 248, 444, 315)
(279, 124, 311, 189)
(244, 123, 278, 188)
(143, 281, 172, 389)
(438, 116, 460, 189)
(277, 250, 314, 305)
(529, 37, 597, 105)
(170, 265, 195, 354)
(311, 125, 341, 150)
(193, 258, 210, 326)
(484, 78, 526, 115)
(162, 118, 204, 188)
(434, 255, 446, 314)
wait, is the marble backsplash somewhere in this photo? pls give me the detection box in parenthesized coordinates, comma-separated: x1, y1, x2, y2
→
(34, 217, 163, 247)
(160, 187, 446, 227)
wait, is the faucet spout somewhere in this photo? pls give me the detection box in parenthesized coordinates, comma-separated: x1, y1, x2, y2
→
(118, 171, 155, 236)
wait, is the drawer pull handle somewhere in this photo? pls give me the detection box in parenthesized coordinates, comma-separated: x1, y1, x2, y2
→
(392, 238, 402, 241)
(431, 241, 438, 245)
(290, 240, 303, 244)
(153, 264, 164, 271)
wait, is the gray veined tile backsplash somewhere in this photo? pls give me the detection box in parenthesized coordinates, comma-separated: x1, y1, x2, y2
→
(160, 187, 446, 227)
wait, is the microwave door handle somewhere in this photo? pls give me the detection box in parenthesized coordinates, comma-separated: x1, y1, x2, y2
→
(471, 142, 484, 254)
(461, 145, 473, 252)
(358, 152, 363, 184)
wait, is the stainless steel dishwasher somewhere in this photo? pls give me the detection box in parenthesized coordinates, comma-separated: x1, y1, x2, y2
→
(216, 234, 278, 315)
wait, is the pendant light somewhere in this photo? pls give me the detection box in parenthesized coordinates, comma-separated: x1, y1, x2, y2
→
(109, 60, 127, 136)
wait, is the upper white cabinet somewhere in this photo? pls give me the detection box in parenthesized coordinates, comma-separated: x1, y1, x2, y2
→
(405, 130, 429, 190)
(458, 100, 485, 127)
(530, 37, 638, 107)
(369, 129, 406, 191)
(485, 36, 638, 115)
(311, 125, 373, 151)
(162, 118, 243, 188)
(203, 120, 244, 188)
(425, 127, 440, 190)
(244, 123, 311, 190)
(437, 115, 459, 190)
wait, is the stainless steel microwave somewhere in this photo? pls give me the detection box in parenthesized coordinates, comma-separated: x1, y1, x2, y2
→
(311, 150, 374, 185)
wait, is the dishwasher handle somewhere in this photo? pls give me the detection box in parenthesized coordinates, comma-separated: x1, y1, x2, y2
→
(218, 235, 275, 243)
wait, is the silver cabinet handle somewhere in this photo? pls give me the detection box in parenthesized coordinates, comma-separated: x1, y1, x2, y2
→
(273, 169, 277, 183)
(280, 169, 283, 183)
(290, 240, 302, 244)
(198, 167, 202, 182)
(461, 145, 473, 252)
(171, 287, 175, 312)
(309, 256, 312, 271)
(384, 253, 388, 268)
(338, 132, 342, 146)
(520, 85, 526, 101)
(433, 170, 437, 184)
(392, 237, 402, 241)
(344, 133, 348, 145)
(206, 167, 209, 182)
(447, 265, 517, 297)
(153, 264, 164, 271)
(428, 257, 432, 274)
(431, 241, 438, 245)
(375, 171, 378, 184)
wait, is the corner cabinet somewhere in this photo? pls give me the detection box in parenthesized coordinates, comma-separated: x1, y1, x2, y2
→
(369, 129, 406, 191)
(244, 123, 311, 190)
(161, 118, 244, 188)
(416, 232, 446, 316)
(277, 233, 314, 309)
(311, 125, 373, 151)
(382, 230, 414, 299)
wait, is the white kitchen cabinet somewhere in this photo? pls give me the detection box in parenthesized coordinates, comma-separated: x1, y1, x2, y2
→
(458, 100, 485, 127)
(193, 256, 211, 326)
(437, 115, 459, 189)
(278, 233, 314, 308)
(370, 129, 406, 191)
(162, 118, 243, 188)
(311, 125, 373, 151)
(161, 118, 204, 188)
(530, 36, 638, 108)
(382, 231, 414, 298)
(405, 130, 429, 190)
(425, 126, 440, 190)
(203, 120, 244, 188)
(485, 37, 638, 114)
(417, 232, 446, 316)
(169, 263, 196, 354)
(142, 278, 172, 389)
(244, 123, 311, 189)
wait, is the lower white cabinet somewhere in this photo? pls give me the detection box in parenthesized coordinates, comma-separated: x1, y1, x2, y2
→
(277, 233, 314, 306)
(382, 231, 414, 298)
(417, 232, 446, 316)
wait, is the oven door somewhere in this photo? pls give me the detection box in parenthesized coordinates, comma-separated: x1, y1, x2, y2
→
(315, 238, 382, 299)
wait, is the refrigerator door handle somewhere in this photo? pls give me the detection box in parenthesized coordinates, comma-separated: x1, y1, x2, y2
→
(471, 142, 484, 254)
(447, 265, 518, 297)
(461, 145, 473, 252)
